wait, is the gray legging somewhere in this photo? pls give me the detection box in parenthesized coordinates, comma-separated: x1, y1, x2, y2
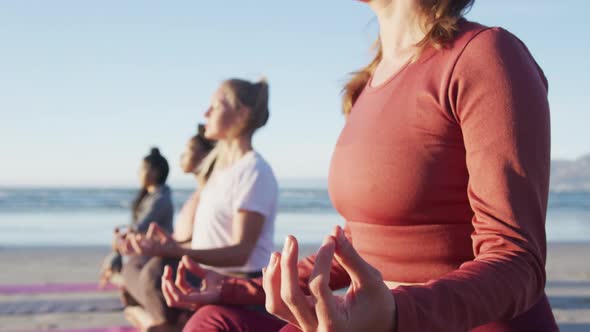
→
(121, 255, 263, 324)
(121, 256, 197, 323)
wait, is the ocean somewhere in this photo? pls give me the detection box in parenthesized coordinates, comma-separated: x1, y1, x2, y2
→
(0, 187, 589, 246)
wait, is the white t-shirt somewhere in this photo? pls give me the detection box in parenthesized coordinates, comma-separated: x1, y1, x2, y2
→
(191, 151, 278, 273)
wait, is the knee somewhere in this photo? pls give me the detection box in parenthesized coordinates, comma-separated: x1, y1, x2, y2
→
(120, 261, 135, 280)
(138, 269, 161, 298)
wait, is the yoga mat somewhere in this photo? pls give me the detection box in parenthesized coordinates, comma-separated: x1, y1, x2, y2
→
(0, 283, 118, 295)
(0, 297, 123, 315)
(14, 327, 137, 332)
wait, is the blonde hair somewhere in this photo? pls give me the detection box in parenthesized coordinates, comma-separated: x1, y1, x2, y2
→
(196, 145, 219, 186)
(222, 77, 270, 136)
(342, 0, 475, 115)
(197, 77, 270, 183)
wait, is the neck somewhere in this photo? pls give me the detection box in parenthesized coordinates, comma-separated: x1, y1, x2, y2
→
(219, 134, 253, 167)
(369, 0, 427, 61)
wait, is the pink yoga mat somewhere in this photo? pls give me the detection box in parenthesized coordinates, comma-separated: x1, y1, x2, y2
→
(52, 328, 137, 332)
(19, 327, 137, 332)
(0, 283, 118, 295)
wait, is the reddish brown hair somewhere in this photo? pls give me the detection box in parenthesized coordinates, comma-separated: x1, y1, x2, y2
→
(342, 0, 475, 115)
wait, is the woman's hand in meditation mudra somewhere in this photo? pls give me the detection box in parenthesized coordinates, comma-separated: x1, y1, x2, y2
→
(263, 226, 397, 332)
(126, 222, 183, 257)
(161, 255, 225, 310)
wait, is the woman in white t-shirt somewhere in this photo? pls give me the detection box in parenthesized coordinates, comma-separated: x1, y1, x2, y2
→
(124, 77, 278, 331)
(186, 78, 278, 275)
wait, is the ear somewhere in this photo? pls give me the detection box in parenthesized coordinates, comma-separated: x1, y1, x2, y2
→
(239, 105, 253, 118)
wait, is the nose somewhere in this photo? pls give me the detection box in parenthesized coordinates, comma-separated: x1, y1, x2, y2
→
(204, 107, 211, 118)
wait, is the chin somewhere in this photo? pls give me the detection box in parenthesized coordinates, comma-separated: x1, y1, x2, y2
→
(204, 131, 219, 140)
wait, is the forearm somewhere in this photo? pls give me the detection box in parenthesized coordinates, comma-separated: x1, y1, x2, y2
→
(173, 219, 194, 243)
(181, 244, 252, 267)
(179, 240, 192, 249)
(391, 244, 545, 331)
(173, 233, 192, 243)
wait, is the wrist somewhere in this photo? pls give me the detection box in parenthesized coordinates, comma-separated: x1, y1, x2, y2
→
(176, 246, 188, 258)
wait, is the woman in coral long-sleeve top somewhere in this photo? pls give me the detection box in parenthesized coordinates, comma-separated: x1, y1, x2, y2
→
(162, 0, 558, 331)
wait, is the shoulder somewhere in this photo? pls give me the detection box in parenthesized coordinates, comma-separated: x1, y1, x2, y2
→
(452, 21, 545, 85)
(445, 22, 549, 122)
(422, 19, 537, 72)
(150, 185, 173, 206)
(461, 25, 526, 60)
(239, 152, 274, 176)
(235, 152, 278, 188)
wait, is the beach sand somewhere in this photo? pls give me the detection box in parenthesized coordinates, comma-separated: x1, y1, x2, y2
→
(0, 243, 589, 331)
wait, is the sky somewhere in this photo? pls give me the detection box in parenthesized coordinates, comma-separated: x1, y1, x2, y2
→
(1, 0, 589, 187)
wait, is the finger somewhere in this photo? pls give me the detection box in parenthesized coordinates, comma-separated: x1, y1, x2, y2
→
(263, 252, 299, 327)
(263, 252, 281, 313)
(165, 280, 197, 310)
(162, 265, 174, 283)
(138, 234, 159, 254)
(165, 279, 183, 303)
(333, 226, 382, 287)
(136, 233, 148, 243)
(121, 239, 134, 255)
(148, 222, 169, 241)
(129, 236, 142, 254)
(119, 233, 135, 254)
(181, 256, 208, 278)
(129, 235, 144, 255)
(162, 267, 185, 307)
(175, 262, 194, 294)
(280, 236, 318, 331)
(146, 223, 159, 240)
(163, 279, 186, 308)
(161, 266, 175, 303)
(162, 278, 175, 306)
(309, 236, 340, 328)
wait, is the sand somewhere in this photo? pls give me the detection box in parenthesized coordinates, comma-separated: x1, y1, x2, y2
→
(0, 243, 589, 331)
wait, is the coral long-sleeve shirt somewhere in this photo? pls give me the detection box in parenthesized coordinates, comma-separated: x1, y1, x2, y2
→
(219, 20, 558, 331)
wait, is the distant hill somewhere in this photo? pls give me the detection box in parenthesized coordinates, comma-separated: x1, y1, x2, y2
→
(551, 154, 590, 192)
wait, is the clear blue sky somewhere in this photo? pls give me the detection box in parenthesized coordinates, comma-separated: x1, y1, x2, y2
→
(1, 1, 588, 187)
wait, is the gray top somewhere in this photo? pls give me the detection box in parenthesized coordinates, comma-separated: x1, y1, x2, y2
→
(133, 185, 174, 234)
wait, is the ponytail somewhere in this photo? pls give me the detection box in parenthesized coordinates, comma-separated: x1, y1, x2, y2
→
(342, 40, 382, 116)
